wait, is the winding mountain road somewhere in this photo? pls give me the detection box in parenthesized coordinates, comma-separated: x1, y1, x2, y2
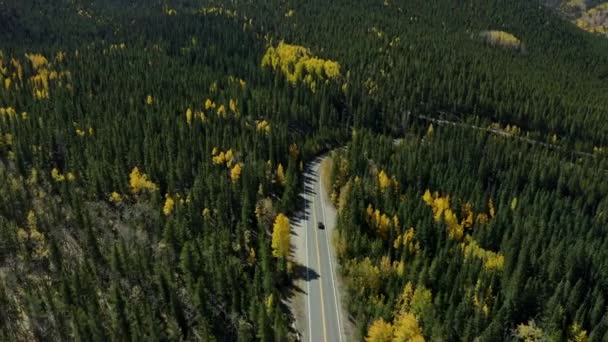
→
(292, 158, 347, 342)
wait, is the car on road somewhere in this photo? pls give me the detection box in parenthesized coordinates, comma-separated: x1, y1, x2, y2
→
(318, 222, 325, 229)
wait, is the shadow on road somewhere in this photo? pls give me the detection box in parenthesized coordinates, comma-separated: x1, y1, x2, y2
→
(291, 262, 320, 282)
(281, 263, 321, 339)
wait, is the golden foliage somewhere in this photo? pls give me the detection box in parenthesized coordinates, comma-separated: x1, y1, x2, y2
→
(217, 104, 227, 117)
(480, 30, 523, 49)
(129, 167, 158, 194)
(225, 149, 234, 166)
(230, 163, 242, 183)
(515, 320, 545, 342)
(25, 53, 49, 70)
(229, 98, 238, 114)
(163, 194, 175, 216)
(186, 108, 193, 126)
(255, 120, 271, 135)
(261, 42, 342, 88)
(211, 148, 235, 168)
(200, 6, 238, 18)
(393, 312, 425, 342)
(247, 247, 256, 265)
(109, 191, 123, 204)
(55, 51, 66, 63)
(51, 167, 65, 182)
(205, 98, 216, 110)
(378, 170, 391, 191)
(0, 107, 17, 121)
(422, 191, 463, 240)
(394, 227, 420, 255)
(347, 257, 381, 294)
(27, 210, 37, 229)
(366, 204, 395, 239)
(146, 95, 153, 105)
(271, 213, 290, 258)
(423, 189, 502, 270)
(422, 189, 433, 206)
(461, 238, 504, 271)
(511, 197, 518, 211)
(393, 260, 405, 276)
(569, 322, 588, 342)
(51, 168, 76, 182)
(18, 211, 49, 260)
(202, 207, 211, 220)
(461, 203, 474, 229)
(470, 279, 494, 317)
(276, 163, 286, 185)
(365, 318, 393, 342)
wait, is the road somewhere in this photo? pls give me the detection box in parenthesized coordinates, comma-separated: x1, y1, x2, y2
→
(411, 111, 595, 159)
(292, 158, 346, 342)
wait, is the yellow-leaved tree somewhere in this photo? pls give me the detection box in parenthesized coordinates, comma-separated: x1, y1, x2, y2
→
(163, 194, 175, 216)
(109, 192, 123, 204)
(569, 322, 588, 342)
(393, 312, 425, 342)
(231, 163, 242, 183)
(378, 170, 390, 191)
(277, 163, 286, 185)
(129, 167, 158, 194)
(365, 318, 393, 342)
(229, 99, 238, 114)
(186, 108, 193, 126)
(271, 213, 290, 258)
(515, 320, 545, 342)
(217, 104, 226, 117)
(205, 98, 215, 110)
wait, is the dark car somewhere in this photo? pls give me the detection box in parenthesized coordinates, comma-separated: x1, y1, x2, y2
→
(318, 222, 325, 229)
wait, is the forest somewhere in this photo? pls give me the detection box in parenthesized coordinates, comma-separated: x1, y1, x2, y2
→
(0, 0, 607, 341)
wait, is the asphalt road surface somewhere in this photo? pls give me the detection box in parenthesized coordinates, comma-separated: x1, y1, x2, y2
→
(293, 158, 346, 342)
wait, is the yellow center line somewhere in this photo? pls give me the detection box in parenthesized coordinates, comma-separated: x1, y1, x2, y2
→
(312, 193, 328, 342)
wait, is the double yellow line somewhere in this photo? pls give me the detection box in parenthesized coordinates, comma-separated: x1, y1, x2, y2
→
(311, 192, 329, 342)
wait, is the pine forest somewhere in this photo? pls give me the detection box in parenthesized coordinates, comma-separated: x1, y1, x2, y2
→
(1, 0, 607, 341)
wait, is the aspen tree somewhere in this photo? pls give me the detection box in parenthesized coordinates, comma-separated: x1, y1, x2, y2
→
(271, 214, 290, 258)
(365, 318, 393, 342)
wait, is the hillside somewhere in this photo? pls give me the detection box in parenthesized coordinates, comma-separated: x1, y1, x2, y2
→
(0, 0, 607, 341)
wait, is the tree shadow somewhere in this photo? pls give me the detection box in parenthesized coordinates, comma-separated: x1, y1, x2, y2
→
(280, 262, 321, 339)
(292, 262, 320, 282)
(281, 160, 327, 339)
